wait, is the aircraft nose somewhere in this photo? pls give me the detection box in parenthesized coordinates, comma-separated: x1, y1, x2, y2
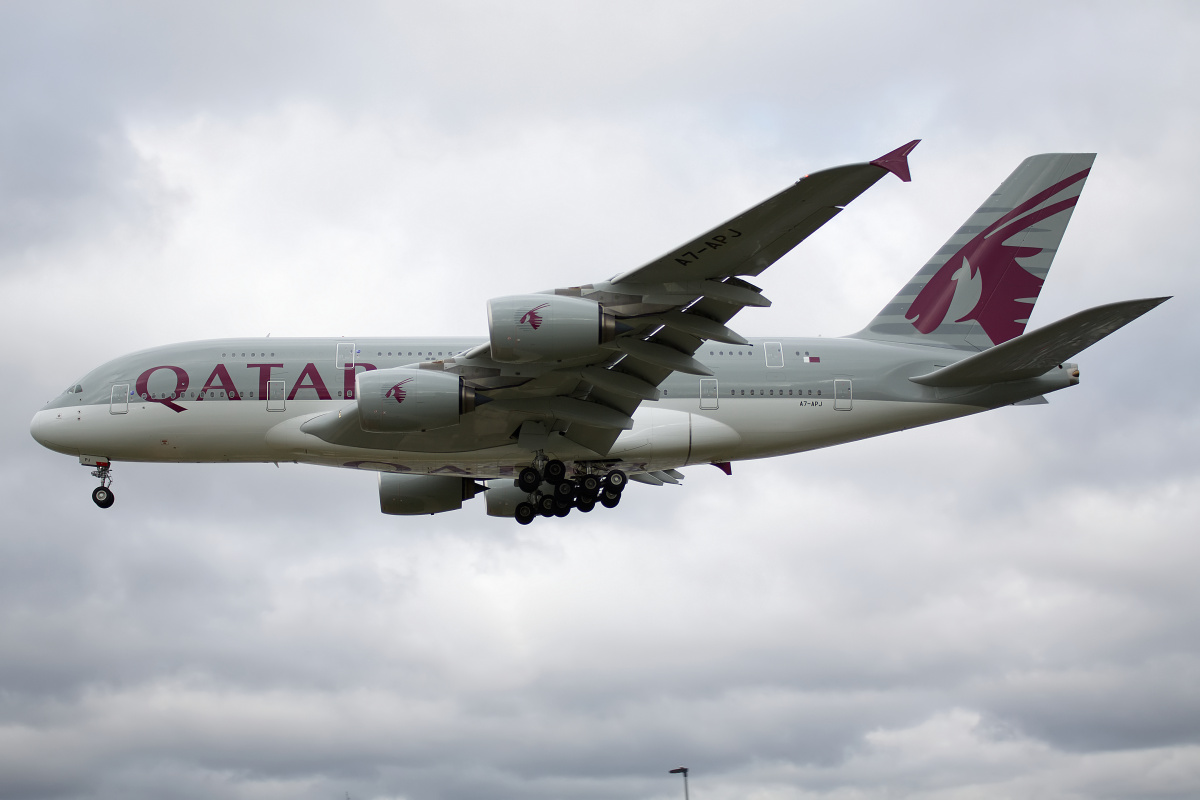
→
(30, 408, 75, 454)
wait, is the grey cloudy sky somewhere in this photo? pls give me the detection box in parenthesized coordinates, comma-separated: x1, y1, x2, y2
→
(2, 2, 1198, 798)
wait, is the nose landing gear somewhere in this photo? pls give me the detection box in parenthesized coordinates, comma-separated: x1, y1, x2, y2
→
(90, 461, 115, 508)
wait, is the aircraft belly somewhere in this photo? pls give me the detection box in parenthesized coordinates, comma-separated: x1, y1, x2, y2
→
(698, 397, 980, 460)
(39, 395, 976, 474)
(34, 402, 303, 463)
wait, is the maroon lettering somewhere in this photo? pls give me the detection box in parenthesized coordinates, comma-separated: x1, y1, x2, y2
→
(288, 362, 332, 400)
(135, 365, 189, 413)
(344, 363, 376, 399)
(248, 363, 283, 400)
(198, 364, 241, 400)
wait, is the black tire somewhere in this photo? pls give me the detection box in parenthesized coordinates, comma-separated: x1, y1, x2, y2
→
(543, 459, 566, 484)
(580, 475, 600, 495)
(602, 487, 621, 501)
(554, 503, 571, 517)
(601, 493, 621, 509)
(576, 497, 595, 513)
(604, 469, 627, 492)
(515, 502, 536, 525)
(555, 495, 573, 509)
(554, 479, 575, 498)
(92, 486, 114, 509)
(537, 495, 557, 516)
(517, 467, 541, 493)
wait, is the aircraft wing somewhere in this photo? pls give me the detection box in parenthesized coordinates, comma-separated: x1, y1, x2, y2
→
(613, 140, 920, 285)
(309, 142, 920, 457)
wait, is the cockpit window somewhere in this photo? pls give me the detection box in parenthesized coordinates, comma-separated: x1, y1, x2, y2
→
(74, 384, 83, 393)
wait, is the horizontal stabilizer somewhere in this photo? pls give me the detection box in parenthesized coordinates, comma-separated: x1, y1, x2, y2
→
(910, 297, 1170, 387)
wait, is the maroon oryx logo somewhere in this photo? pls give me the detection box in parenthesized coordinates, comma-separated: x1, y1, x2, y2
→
(385, 378, 413, 404)
(906, 167, 1090, 345)
(519, 303, 550, 330)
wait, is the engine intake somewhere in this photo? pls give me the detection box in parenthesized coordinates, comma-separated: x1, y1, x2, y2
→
(357, 367, 480, 432)
(488, 294, 619, 362)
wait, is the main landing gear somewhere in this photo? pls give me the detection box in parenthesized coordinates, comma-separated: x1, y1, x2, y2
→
(513, 459, 626, 525)
(90, 461, 115, 509)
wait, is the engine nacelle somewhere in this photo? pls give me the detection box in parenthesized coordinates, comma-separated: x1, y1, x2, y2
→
(484, 479, 533, 517)
(487, 294, 619, 363)
(357, 367, 479, 432)
(379, 474, 482, 515)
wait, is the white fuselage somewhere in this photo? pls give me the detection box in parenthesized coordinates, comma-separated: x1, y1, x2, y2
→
(30, 334, 1045, 479)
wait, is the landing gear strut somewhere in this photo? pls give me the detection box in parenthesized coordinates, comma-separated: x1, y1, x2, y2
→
(90, 462, 115, 509)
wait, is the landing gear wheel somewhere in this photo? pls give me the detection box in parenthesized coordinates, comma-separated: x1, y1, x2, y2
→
(92, 486, 115, 509)
(604, 469, 626, 492)
(517, 467, 541, 493)
(554, 479, 575, 499)
(602, 487, 621, 502)
(576, 497, 596, 513)
(579, 474, 601, 495)
(543, 459, 567, 484)
(515, 502, 536, 525)
(600, 493, 621, 509)
(554, 503, 572, 517)
(537, 495, 557, 517)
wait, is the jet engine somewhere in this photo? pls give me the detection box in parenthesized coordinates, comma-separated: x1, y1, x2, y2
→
(483, 479, 532, 517)
(487, 294, 620, 362)
(378, 474, 483, 515)
(357, 368, 480, 432)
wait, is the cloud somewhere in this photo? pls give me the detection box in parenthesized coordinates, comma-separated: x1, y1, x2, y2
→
(2, 1, 1198, 799)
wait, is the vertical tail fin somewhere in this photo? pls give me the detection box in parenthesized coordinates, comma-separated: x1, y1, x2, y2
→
(852, 153, 1096, 350)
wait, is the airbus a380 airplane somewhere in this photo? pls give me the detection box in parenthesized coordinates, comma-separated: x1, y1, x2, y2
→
(30, 141, 1167, 524)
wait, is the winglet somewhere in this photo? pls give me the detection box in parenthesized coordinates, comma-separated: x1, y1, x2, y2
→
(870, 139, 920, 182)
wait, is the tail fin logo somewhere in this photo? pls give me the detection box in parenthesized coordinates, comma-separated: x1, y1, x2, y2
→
(519, 303, 550, 330)
(906, 168, 1090, 345)
(385, 378, 413, 405)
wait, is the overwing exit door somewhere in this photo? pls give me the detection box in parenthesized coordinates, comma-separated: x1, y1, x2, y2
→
(834, 379, 853, 410)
